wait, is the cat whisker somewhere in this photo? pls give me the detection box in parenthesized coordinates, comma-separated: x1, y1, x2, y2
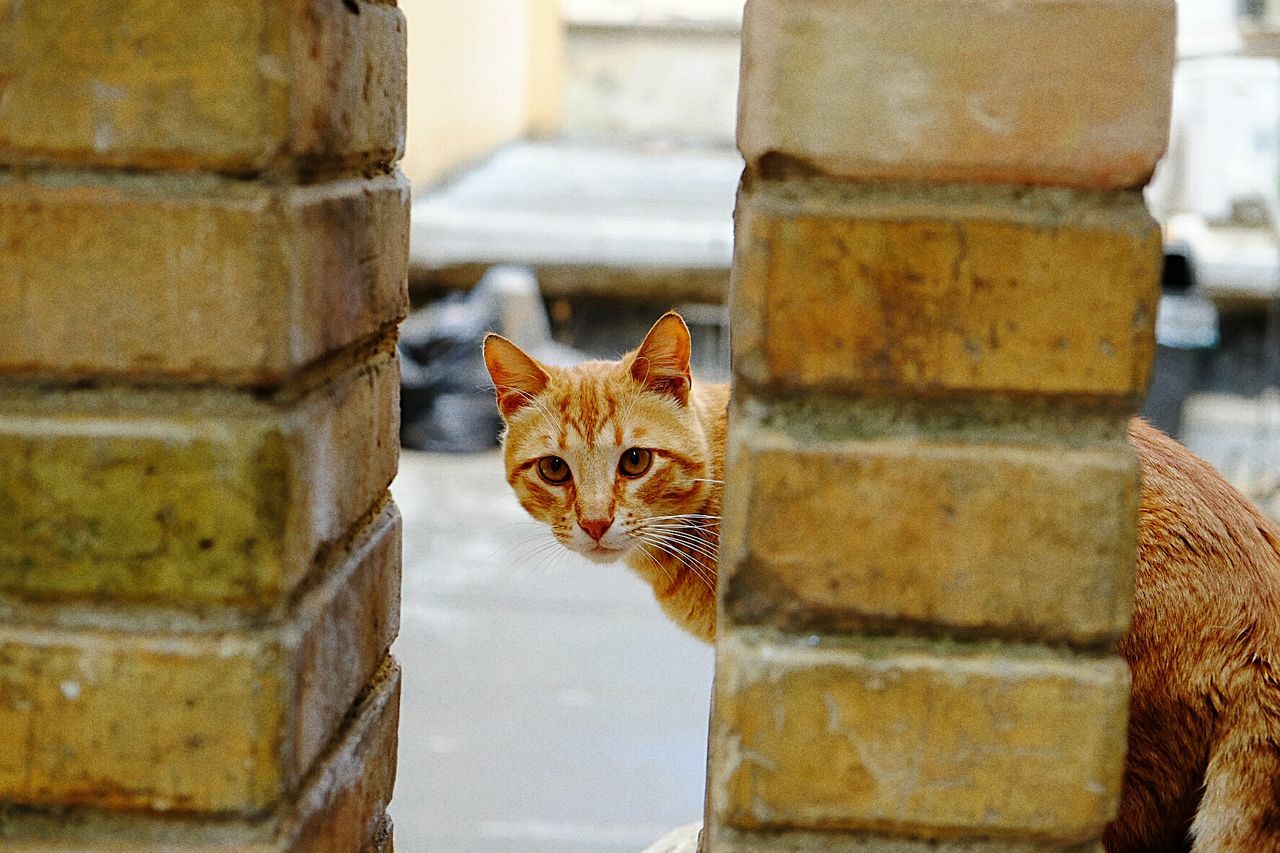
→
(633, 543, 678, 588)
(637, 516, 721, 530)
(654, 550, 716, 594)
(501, 536, 564, 571)
(637, 522, 718, 546)
(642, 532, 720, 566)
(630, 533, 717, 592)
(637, 520, 719, 535)
(632, 520, 719, 545)
(489, 529, 559, 563)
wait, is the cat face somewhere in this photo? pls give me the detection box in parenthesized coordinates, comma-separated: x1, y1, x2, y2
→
(483, 313, 711, 564)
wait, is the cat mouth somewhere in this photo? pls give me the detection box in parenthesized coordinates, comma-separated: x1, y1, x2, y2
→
(580, 544, 626, 563)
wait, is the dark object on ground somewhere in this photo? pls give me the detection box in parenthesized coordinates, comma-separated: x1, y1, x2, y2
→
(1142, 246, 1219, 437)
(399, 267, 583, 452)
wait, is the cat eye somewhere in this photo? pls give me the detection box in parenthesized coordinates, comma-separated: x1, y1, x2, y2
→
(537, 456, 572, 485)
(618, 447, 653, 478)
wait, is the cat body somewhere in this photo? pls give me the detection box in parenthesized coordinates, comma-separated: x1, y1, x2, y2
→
(1109, 421, 1280, 851)
(484, 313, 1280, 852)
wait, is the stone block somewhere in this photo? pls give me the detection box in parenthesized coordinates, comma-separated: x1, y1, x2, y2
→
(0, 172, 410, 384)
(0, 0, 406, 172)
(0, 507, 401, 815)
(0, 350, 399, 609)
(738, 0, 1175, 188)
(721, 425, 1139, 646)
(732, 182, 1161, 402)
(282, 658, 400, 853)
(710, 825, 1103, 852)
(713, 633, 1129, 842)
(0, 657, 401, 851)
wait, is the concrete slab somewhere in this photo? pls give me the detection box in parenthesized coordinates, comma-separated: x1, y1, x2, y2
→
(390, 450, 715, 852)
(409, 143, 740, 302)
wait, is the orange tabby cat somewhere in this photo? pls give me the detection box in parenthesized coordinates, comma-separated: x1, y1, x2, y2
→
(484, 313, 727, 641)
(484, 312, 1280, 852)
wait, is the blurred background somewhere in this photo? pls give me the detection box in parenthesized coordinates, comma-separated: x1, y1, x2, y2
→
(389, 0, 1280, 849)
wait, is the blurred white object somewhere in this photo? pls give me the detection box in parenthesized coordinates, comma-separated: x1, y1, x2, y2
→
(1183, 391, 1280, 520)
(1176, 0, 1245, 57)
(1150, 57, 1280, 222)
(1164, 214, 1280, 303)
(563, 0, 742, 26)
(1157, 291, 1221, 348)
(486, 266, 553, 350)
(1149, 56, 1280, 306)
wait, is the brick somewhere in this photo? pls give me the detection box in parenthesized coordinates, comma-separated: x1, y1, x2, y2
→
(0, 350, 399, 609)
(712, 633, 1129, 842)
(280, 659, 400, 853)
(721, 426, 1138, 645)
(737, 0, 1175, 189)
(732, 182, 1161, 401)
(0, 507, 400, 815)
(709, 825, 1103, 852)
(0, 172, 410, 384)
(0, 657, 400, 851)
(0, 0, 406, 172)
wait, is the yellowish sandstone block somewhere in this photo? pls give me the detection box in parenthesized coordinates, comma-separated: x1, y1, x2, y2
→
(732, 183, 1161, 402)
(713, 633, 1130, 842)
(738, 0, 1175, 188)
(283, 658, 400, 853)
(0, 351, 399, 609)
(0, 172, 409, 383)
(709, 825, 1104, 852)
(720, 425, 1138, 645)
(0, 508, 400, 816)
(0, 657, 401, 851)
(0, 0, 406, 171)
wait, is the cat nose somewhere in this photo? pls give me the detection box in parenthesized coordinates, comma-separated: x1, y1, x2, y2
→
(579, 517, 613, 542)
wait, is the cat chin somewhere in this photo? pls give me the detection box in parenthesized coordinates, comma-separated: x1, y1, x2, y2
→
(576, 545, 628, 564)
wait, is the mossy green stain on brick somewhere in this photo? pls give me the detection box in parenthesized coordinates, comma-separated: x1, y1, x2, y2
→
(0, 420, 287, 606)
(0, 349, 398, 610)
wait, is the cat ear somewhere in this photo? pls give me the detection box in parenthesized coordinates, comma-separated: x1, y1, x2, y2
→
(630, 312, 692, 404)
(483, 334, 550, 418)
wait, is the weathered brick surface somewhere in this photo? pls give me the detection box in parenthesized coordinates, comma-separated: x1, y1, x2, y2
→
(0, 172, 410, 383)
(0, 0, 406, 172)
(284, 659, 400, 853)
(288, 506, 402, 788)
(0, 507, 400, 815)
(0, 350, 399, 609)
(712, 633, 1130, 842)
(721, 426, 1139, 645)
(732, 182, 1161, 401)
(710, 826, 1103, 852)
(0, 657, 401, 851)
(738, 0, 1175, 189)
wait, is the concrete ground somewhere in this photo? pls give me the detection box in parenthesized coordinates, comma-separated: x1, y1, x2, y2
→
(389, 450, 715, 852)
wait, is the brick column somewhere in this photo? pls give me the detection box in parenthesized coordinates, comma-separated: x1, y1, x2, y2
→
(709, 1, 1175, 850)
(0, 2, 407, 850)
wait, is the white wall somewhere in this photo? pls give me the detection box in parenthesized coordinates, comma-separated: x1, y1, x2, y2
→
(402, 0, 564, 188)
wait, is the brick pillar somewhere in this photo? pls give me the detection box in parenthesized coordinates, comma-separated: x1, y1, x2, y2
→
(709, 1, 1175, 850)
(0, 2, 407, 849)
